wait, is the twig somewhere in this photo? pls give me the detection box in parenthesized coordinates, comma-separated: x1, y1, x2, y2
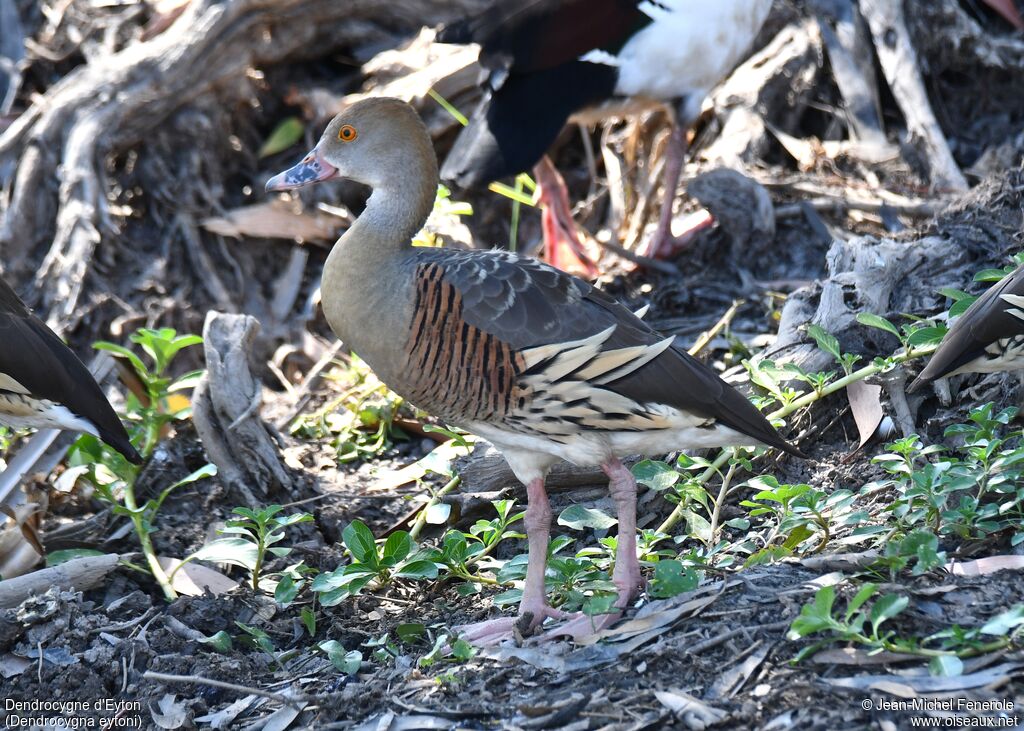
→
(593, 236, 680, 276)
(860, 0, 967, 192)
(686, 620, 790, 656)
(689, 300, 744, 357)
(143, 671, 304, 707)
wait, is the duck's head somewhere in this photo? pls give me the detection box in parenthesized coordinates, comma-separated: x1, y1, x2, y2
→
(265, 97, 437, 193)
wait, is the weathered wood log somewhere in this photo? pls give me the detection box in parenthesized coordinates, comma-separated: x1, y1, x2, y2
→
(860, 0, 968, 193)
(0, 554, 119, 609)
(192, 311, 293, 504)
(766, 169, 1024, 375)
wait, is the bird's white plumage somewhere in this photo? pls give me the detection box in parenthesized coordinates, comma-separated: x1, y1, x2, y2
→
(0, 373, 29, 395)
(0, 393, 100, 436)
(471, 415, 752, 484)
(611, 0, 773, 119)
(1000, 293, 1024, 322)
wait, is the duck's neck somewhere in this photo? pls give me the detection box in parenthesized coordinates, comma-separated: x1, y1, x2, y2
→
(320, 170, 437, 366)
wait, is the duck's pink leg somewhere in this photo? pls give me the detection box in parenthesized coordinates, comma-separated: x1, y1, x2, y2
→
(642, 125, 714, 260)
(604, 459, 643, 600)
(533, 157, 599, 276)
(541, 459, 642, 641)
(457, 477, 566, 646)
(982, 0, 1024, 29)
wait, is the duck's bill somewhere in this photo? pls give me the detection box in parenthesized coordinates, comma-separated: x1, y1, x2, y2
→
(265, 148, 338, 192)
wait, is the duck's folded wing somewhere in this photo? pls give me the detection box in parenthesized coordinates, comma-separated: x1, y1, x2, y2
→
(912, 264, 1024, 388)
(422, 251, 801, 457)
(0, 280, 140, 462)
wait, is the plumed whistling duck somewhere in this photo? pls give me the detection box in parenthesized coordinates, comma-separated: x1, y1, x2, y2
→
(910, 262, 1024, 396)
(0, 277, 141, 464)
(266, 98, 802, 645)
(437, 0, 774, 270)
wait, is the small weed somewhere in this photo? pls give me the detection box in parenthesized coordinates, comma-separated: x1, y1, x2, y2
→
(311, 521, 438, 606)
(289, 355, 412, 463)
(788, 584, 1024, 675)
(184, 504, 314, 595)
(69, 327, 210, 601)
(868, 404, 1024, 546)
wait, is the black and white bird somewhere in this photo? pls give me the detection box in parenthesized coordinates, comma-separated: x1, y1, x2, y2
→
(0, 277, 141, 464)
(909, 263, 1024, 394)
(438, 0, 773, 270)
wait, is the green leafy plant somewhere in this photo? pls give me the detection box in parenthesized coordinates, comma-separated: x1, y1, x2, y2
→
(311, 521, 438, 606)
(289, 355, 411, 463)
(185, 504, 314, 595)
(868, 405, 1024, 546)
(93, 327, 203, 455)
(788, 585, 1024, 675)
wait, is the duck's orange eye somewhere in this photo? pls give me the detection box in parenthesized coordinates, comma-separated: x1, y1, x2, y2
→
(338, 125, 357, 142)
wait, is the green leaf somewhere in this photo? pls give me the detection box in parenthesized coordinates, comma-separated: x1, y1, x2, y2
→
(396, 623, 426, 643)
(856, 313, 900, 338)
(274, 575, 301, 606)
(950, 296, 978, 317)
(45, 548, 106, 566)
(974, 268, 1008, 282)
(648, 560, 699, 599)
(425, 502, 452, 524)
(190, 537, 258, 571)
(557, 505, 618, 531)
(319, 641, 362, 674)
(782, 524, 815, 551)
(382, 531, 412, 564)
(906, 327, 947, 348)
(342, 520, 378, 566)
(807, 324, 843, 363)
(929, 655, 963, 677)
(979, 606, 1024, 636)
(632, 460, 680, 491)
(787, 586, 839, 639)
(844, 583, 879, 622)
(300, 607, 316, 637)
(199, 630, 233, 653)
(394, 559, 438, 580)
(259, 117, 305, 158)
(451, 638, 475, 661)
(868, 594, 908, 631)
(582, 592, 619, 616)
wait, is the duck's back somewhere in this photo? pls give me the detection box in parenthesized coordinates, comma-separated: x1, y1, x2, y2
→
(395, 248, 801, 462)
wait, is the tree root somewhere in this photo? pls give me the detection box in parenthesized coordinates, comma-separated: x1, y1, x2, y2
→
(0, 0, 486, 327)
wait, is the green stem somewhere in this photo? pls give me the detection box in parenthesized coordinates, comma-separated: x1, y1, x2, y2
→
(124, 485, 177, 601)
(252, 531, 266, 592)
(707, 457, 739, 547)
(657, 344, 938, 535)
(409, 476, 461, 542)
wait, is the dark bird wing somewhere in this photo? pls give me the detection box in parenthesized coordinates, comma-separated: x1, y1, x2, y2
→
(438, 0, 648, 73)
(0, 279, 141, 463)
(909, 264, 1024, 392)
(438, 0, 649, 187)
(410, 249, 804, 458)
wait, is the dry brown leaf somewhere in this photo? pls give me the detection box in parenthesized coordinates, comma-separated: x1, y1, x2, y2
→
(947, 555, 1024, 577)
(158, 556, 239, 597)
(202, 199, 344, 243)
(847, 380, 884, 448)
